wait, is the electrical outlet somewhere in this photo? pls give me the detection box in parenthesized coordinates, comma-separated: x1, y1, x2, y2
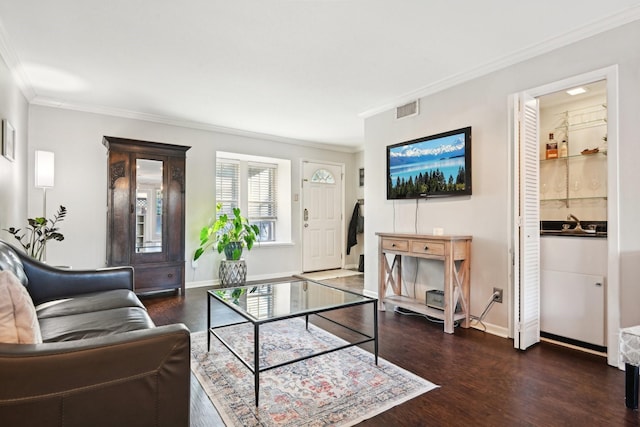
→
(493, 287, 503, 303)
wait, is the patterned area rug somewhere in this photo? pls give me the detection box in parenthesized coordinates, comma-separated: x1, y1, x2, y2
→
(191, 319, 438, 426)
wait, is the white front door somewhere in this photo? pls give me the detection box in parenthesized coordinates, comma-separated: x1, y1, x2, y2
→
(302, 161, 343, 272)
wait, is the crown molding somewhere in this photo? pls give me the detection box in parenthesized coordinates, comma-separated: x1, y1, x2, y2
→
(359, 6, 640, 119)
(0, 16, 36, 101)
(31, 96, 360, 153)
(0, 15, 359, 153)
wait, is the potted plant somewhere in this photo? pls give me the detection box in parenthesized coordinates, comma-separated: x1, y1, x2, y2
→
(193, 203, 260, 261)
(3, 205, 67, 261)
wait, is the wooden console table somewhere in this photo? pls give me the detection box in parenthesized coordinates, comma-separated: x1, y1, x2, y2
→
(377, 232, 472, 334)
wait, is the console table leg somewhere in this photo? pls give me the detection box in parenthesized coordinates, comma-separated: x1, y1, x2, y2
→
(443, 254, 454, 334)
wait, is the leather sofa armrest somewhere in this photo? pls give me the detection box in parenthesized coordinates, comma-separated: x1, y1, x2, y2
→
(18, 251, 134, 305)
(0, 323, 191, 427)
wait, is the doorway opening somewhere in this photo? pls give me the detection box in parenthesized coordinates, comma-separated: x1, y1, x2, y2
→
(510, 66, 619, 367)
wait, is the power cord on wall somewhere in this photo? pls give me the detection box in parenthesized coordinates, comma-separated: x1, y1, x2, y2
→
(393, 289, 502, 330)
(392, 200, 396, 233)
(397, 257, 449, 326)
(393, 306, 450, 325)
(391, 199, 420, 234)
(470, 290, 502, 332)
(415, 198, 418, 234)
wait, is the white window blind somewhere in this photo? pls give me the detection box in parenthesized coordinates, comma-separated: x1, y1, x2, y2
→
(216, 159, 239, 217)
(216, 158, 278, 242)
(248, 162, 277, 220)
(248, 162, 277, 241)
(246, 286, 274, 319)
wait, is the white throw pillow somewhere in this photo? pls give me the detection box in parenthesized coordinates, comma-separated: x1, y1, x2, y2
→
(0, 270, 42, 344)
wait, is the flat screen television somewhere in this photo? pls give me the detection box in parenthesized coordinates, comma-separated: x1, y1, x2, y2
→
(387, 126, 472, 199)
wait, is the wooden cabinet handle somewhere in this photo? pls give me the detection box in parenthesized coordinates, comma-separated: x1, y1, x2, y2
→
(168, 273, 173, 278)
(424, 245, 429, 250)
(391, 243, 396, 247)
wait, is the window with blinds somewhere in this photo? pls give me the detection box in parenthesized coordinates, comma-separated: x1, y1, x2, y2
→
(248, 162, 277, 242)
(216, 158, 278, 242)
(216, 159, 239, 217)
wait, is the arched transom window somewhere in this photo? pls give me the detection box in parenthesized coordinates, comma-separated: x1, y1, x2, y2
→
(310, 168, 335, 184)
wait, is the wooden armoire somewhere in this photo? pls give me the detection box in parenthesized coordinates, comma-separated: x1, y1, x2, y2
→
(103, 136, 190, 294)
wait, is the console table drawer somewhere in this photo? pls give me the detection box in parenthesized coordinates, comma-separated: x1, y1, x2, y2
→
(411, 241, 444, 256)
(382, 238, 409, 252)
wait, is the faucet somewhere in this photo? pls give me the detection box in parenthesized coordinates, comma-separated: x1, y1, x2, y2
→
(567, 214, 583, 231)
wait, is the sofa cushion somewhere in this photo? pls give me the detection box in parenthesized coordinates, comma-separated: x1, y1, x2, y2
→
(39, 307, 155, 342)
(0, 270, 42, 344)
(0, 241, 28, 286)
(35, 289, 146, 319)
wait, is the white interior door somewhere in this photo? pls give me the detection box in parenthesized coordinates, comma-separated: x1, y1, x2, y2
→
(513, 92, 541, 350)
(302, 161, 343, 272)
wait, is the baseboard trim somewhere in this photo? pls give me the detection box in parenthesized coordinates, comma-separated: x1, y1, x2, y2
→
(363, 289, 377, 299)
(186, 270, 300, 290)
(540, 335, 607, 357)
(186, 280, 217, 289)
(470, 321, 509, 338)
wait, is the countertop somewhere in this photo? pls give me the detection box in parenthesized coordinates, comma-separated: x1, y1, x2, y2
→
(540, 220, 607, 238)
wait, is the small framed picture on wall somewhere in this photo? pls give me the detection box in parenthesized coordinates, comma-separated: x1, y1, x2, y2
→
(2, 119, 15, 161)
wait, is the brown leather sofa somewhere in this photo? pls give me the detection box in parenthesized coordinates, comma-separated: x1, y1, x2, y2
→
(0, 240, 191, 427)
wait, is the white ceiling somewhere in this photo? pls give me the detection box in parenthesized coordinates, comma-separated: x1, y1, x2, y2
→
(1, 1, 639, 151)
(539, 80, 607, 109)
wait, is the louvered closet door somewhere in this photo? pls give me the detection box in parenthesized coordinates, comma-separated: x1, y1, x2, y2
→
(514, 92, 541, 350)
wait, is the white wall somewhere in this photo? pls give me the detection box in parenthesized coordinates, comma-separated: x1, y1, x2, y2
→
(364, 20, 640, 331)
(26, 106, 359, 284)
(344, 150, 364, 268)
(0, 54, 29, 233)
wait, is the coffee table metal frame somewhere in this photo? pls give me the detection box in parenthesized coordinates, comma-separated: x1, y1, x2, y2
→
(207, 280, 378, 406)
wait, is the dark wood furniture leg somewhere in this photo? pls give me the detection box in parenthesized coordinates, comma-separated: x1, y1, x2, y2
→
(625, 363, 639, 409)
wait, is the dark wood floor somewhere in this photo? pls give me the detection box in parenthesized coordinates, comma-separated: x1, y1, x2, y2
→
(142, 277, 639, 426)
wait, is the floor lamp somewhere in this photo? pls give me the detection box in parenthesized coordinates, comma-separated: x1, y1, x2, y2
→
(35, 150, 54, 260)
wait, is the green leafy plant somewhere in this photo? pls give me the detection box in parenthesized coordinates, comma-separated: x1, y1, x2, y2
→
(3, 205, 67, 261)
(214, 286, 257, 304)
(194, 203, 260, 261)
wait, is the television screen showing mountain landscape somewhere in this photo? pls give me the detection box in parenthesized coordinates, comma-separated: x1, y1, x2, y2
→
(387, 130, 469, 199)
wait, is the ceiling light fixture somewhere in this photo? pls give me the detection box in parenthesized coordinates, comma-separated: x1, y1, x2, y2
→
(566, 87, 587, 96)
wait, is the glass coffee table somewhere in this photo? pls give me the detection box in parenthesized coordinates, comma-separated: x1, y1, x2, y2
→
(207, 279, 378, 406)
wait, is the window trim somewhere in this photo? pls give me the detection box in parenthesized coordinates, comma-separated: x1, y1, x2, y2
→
(216, 151, 292, 245)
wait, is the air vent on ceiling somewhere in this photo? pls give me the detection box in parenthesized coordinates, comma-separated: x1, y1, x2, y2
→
(396, 100, 419, 119)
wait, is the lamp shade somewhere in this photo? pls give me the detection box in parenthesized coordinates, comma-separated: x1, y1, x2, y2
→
(35, 150, 54, 188)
